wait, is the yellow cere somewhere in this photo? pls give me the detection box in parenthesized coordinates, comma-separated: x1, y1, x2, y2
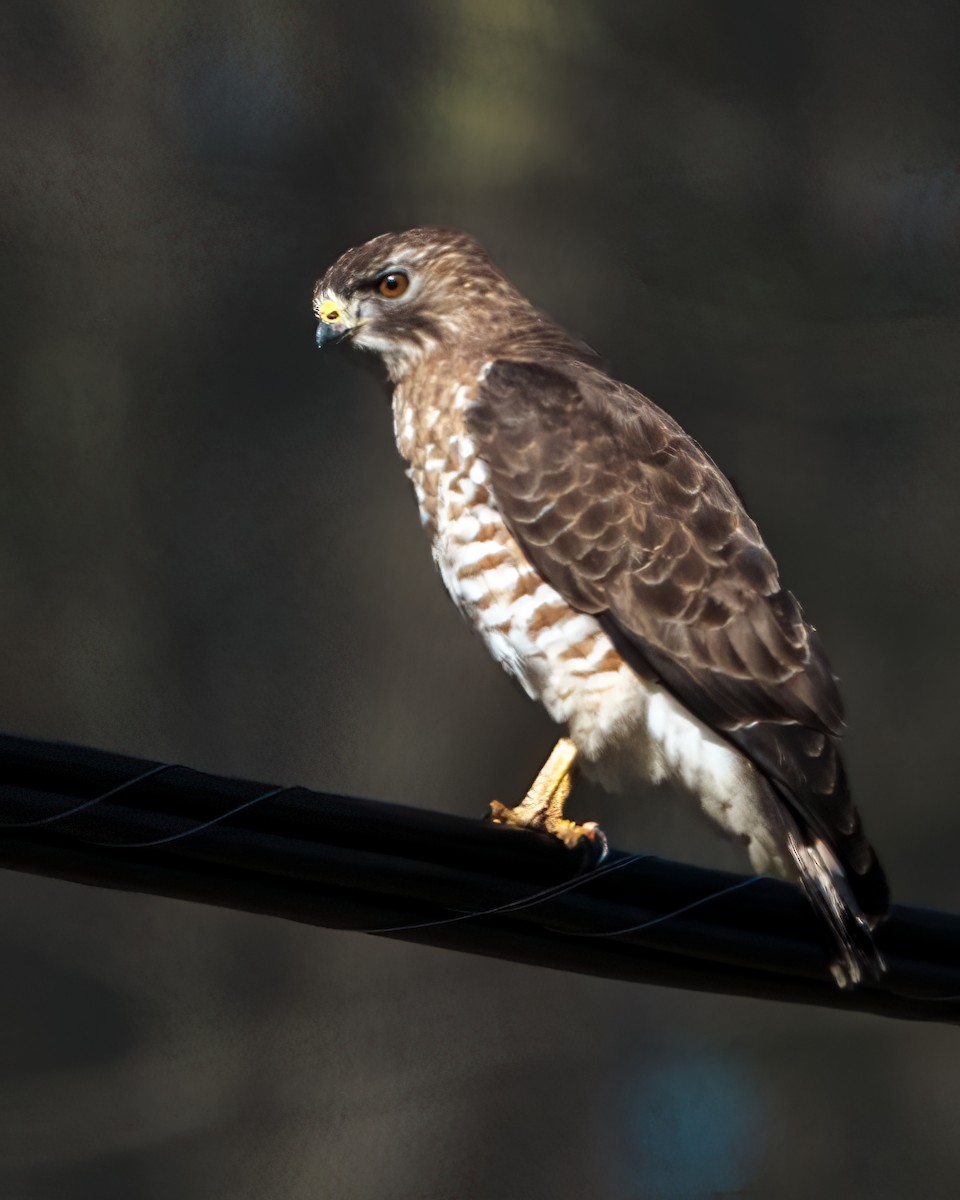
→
(318, 299, 343, 324)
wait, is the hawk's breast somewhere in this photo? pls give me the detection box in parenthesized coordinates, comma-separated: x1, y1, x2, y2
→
(394, 378, 658, 762)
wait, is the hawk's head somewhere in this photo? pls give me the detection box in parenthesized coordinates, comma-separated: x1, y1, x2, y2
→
(312, 227, 530, 380)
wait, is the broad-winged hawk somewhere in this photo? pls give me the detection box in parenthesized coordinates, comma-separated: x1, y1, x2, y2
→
(313, 228, 888, 987)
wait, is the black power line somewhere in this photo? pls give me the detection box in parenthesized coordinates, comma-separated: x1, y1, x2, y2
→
(0, 732, 957, 1024)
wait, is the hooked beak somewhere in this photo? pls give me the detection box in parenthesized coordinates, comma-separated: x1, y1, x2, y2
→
(315, 297, 353, 348)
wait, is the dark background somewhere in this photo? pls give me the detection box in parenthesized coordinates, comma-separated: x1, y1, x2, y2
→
(1, 2, 959, 1197)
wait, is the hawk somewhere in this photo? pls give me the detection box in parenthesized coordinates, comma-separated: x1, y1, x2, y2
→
(313, 227, 889, 987)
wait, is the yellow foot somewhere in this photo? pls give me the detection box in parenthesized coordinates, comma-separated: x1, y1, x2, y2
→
(487, 799, 607, 854)
(487, 737, 608, 860)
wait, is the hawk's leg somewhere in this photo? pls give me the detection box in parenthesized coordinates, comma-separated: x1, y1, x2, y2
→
(488, 737, 608, 860)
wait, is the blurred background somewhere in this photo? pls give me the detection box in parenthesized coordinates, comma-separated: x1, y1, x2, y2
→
(1, 1, 959, 1196)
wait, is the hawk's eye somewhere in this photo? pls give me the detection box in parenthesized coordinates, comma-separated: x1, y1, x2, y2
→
(377, 271, 409, 299)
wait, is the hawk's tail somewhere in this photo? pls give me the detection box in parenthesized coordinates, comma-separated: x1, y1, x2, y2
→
(784, 827, 886, 988)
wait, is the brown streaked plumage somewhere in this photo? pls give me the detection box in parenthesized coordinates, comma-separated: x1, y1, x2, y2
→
(313, 226, 889, 986)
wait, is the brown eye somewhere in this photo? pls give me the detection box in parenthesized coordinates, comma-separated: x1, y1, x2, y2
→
(377, 271, 409, 298)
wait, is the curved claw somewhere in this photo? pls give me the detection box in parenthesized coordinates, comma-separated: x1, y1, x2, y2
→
(580, 821, 609, 862)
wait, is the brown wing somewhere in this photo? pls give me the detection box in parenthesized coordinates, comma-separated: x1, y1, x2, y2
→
(467, 359, 888, 922)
